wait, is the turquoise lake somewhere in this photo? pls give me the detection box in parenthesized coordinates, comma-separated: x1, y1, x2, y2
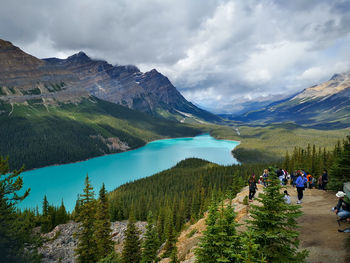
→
(19, 134, 239, 211)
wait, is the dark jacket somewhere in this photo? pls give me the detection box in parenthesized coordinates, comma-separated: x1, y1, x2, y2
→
(322, 172, 328, 183)
(336, 199, 350, 212)
(248, 179, 257, 191)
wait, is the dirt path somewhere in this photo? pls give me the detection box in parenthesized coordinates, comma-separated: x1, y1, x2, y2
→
(287, 186, 350, 263)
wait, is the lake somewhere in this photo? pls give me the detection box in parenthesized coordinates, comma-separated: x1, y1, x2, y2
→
(19, 134, 239, 211)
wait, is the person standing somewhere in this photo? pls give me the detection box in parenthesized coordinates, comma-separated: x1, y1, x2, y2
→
(262, 169, 269, 187)
(318, 174, 323, 190)
(248, 174, 257, 202)
(322, 169, 328, 190)
(306, 173, 313, 189)
(295, 171, 307, 204)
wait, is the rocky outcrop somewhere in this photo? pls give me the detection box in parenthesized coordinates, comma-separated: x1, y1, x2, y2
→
(39, 221, 147, 263)
(159, 185, 264, 263)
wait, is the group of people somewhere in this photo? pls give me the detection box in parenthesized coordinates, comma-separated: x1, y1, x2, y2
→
(247, 168, 350, 231)
(290, 169, 329, 190)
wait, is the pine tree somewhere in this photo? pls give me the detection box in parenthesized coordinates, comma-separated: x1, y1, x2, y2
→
(195, 200, 240, 263)
(163, 210, 177, 258)
(330, 136, 350, 190)
(122, 213, 141, 263)
(237, 231, 266, 263)
(56, 199, 68, 225)
(75, 174, 97, 263)
(95, 183, 114, 260)
(248, 168, 308, 263)
(41, 195, 51, 233)
(169, 246, 178, 263)
(0, 156, 35, 263)
(141, 212, 160, 263)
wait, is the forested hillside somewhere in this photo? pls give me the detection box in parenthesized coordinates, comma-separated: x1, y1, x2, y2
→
(107, 158, 268, 240)
(0, 97, 200, 170)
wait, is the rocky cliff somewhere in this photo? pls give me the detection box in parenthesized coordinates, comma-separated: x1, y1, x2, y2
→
(39, 221, 147, 263)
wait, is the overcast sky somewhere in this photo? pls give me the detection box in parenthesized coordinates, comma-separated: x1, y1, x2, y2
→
(1, 0, 350, 113)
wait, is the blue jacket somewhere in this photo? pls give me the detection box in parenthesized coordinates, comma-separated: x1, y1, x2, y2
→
(296, 176, 307, 188)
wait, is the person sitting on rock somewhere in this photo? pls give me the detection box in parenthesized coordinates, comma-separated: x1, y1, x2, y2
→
(283, 190, 291, 205)
(333, 191, 350, 222)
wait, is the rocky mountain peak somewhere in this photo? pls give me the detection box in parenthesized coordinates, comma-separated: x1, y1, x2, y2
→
(0, 39, 16, 49)
(0, 38, 44, 80)
(330, 73, 344, 81)
(66, 51, 91, 63)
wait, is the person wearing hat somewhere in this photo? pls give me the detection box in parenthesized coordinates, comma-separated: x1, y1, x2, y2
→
(333, 191, 350, 221)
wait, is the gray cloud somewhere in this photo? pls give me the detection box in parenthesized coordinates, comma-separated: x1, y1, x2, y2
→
(1, 0, 350, 113)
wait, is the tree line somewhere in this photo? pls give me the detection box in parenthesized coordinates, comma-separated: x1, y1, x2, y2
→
(283, 135, 350, 190)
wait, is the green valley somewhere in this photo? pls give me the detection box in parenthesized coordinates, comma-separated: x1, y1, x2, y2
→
(204, 123, 350, 163)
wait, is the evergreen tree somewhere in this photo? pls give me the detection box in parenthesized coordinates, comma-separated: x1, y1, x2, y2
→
(56, 199, 68, 225)
(141, 212, 160, 263)
(195, 200, 240, 263)
(41, 195, 51, 233)
(75, 174, 97, 263)
(122, 213, 141, 263)
(329, 136, 350, 190)
(169, 246, 178, 263)
(98, 251, 122, 263)
(237, 231, 266, 263)
(95, 183, 114, 260)
(248, 168, 308, 263)
(163, 211, 177, 258)
(0, 156, 36, 263)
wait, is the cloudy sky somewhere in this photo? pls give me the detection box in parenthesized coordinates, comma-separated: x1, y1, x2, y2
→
(1, 0, 350, 113)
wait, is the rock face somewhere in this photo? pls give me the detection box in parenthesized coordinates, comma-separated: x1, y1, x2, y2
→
(39, 221, 147, 263)
(0, 39, 220, 123)
(232, 72, 350, 128)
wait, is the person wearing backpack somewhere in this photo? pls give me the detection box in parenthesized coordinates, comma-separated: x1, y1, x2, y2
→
(306, 173, 313, 189)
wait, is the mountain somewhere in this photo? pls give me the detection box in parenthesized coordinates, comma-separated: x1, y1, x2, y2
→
(0, 97, 200, 171)
(0, 39, 205, 170)
(0, 39, 220, 123)
(230, 72, 350, 128)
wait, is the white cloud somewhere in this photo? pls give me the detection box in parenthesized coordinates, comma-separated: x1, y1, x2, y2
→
(0, 0, 350, 113)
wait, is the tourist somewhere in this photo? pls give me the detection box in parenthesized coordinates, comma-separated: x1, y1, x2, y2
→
(318, 175, 323, 189)
(322, 169, 328, 190)
(295, 171, 307, 204)
(291, 171, 296, 187)
(248, 174, 257, 202)
(306, 172, 313, 189)
(258, 176, 264, 185)
(333, 191, 350, 221)
(262, 169, 269, 187)
(284, 190, 291, 204)
(279, 173, 284, 185)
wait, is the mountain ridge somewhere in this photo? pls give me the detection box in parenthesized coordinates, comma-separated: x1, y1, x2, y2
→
(229, 71, 350, 128)
(0, 39, 220, 123)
